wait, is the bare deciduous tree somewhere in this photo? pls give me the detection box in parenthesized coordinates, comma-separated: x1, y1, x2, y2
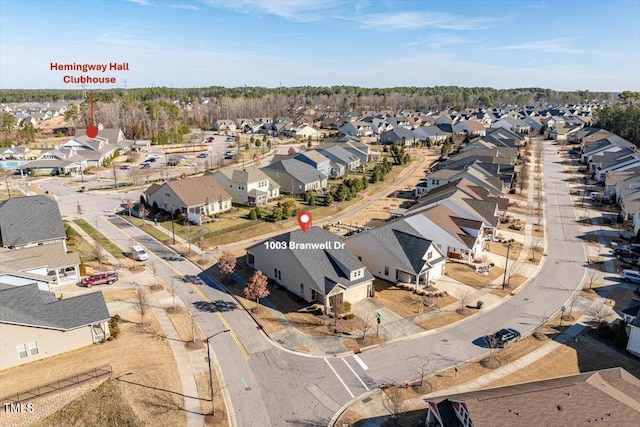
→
(531, 237, 542, 262)
(382, 385, 407, 425)
(218, 251, 236, 283)
(197, 235, 207, 264)
(168, 277, 179, 312)
(134, 286, 151, 327)
(589, 302, 611, 331)
(585, 266, 600, 291)
(413, 356, 433, 388)
(183, 221, 199, 255)
(358, 313, 373, 340)
(504, 258, 523, 287)
(244, 270, 270, 311)
(457, 287, 474, 314)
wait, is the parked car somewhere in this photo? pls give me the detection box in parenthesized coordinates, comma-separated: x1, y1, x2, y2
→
(488, 328, 521, 348)
(145, 157, 156, 163)
(621, 269, 640, 283)
(224, 151, 235, 159)
(119, 164, 131, 170)
(206, 136, 215, 142)
(81, 271, 118, 288)
(590, 192, 601, 202)
(226, 137, 235, 142)
(130, 244, 149, 261)
(186, 161, 197, 167)
(140, 163, 151, 169)
(614, 244, 640, 257)
(197, 153, 208, 158)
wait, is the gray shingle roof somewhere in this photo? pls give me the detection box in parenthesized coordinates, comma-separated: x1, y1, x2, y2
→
(364, 221, 434, 274)
(248, 227, 372, 295)
(0, 283, 110, 330)
(262, 158, 328, 184)
(0, 195, 65, 247)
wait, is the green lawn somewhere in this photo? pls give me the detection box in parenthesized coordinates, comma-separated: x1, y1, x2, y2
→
(74, 219, 126, 259)
(65, 223, 99, 263)
(128, 160, 410, 248)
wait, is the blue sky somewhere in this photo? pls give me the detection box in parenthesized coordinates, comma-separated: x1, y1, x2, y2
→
(1, 0, 639, 91)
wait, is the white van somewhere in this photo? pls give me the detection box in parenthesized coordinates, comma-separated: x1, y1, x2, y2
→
(131, 245, 149, 261)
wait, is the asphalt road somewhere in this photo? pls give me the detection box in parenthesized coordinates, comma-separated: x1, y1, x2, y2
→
(33, 140, 588, 426)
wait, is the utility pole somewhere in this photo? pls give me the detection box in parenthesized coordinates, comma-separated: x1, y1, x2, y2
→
(502, 243, 512, 290)
(112, 162, 117, 189)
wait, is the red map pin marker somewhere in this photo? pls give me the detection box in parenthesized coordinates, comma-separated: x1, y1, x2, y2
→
(86, 125, 99, 138)
(297, 211, 312, 232)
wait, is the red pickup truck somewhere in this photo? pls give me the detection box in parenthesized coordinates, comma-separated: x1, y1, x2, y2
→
(81, 271, 118, 287)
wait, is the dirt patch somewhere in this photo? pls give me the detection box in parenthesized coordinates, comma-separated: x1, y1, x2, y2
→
(102, 288, 137, 303)
(489, 274, 528, 297)
(417, 310, 471, 330)
(445, 262, 505, 289)
(285, 311, 367, 336)
(373, 280, 450, 319)
(486, 334, 640, 388)
(487, 241, 522, 259)
(0, 312, 185, 427)
(32, 379, 143, 427)
(166, 308, 203, 346)
(498, 221, 525, 235)
(525, 248, 543, 264)
(343, 335, 383, 353)
(194, 371, 229, 427)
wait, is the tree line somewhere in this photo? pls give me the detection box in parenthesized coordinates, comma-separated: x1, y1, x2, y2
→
(1, 85, 617, 113)
(595, 91, 640, 144)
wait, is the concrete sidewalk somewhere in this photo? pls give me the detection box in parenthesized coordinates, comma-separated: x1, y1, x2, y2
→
(330, 316, 591, 427)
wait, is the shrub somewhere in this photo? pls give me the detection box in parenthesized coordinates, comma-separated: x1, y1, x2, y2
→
(615, 320, 629, 349)
(597, 324, 612, 337)
(341, 301, 351, 312)
(344, 313, 355, 320)
(249, 209, 257, 220)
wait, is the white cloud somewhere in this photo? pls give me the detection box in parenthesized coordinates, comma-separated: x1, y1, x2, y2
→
(168, 3, 198, 10)
(202, 0, 345, 22)
(1, 41, 637, 92)
(125, 0, 152, 5)
(350, 11, 496, 31)
(491, 38, 586, 54)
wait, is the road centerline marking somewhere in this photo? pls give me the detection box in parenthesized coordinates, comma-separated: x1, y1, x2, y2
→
(102, 215, 250, 360)
(324, 359, 354, 399)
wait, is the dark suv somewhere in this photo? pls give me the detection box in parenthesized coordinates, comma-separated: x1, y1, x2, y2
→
(489, 328, 521, 348)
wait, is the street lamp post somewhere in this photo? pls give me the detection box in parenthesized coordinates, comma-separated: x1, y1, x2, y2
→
(205, 329, 229, 416)
(171, 204, 176, 244)
(502, 243, 512, 290)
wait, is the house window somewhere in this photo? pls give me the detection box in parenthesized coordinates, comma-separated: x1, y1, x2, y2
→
(17, 343, 28, 359)
(274, 268, 282, 280)
(300, 283, 304, 295)
(28, 340, 39, 356)
(427, 251, 433, 259)
(311, 289, 316, 301)
(384, 266, 389, 276)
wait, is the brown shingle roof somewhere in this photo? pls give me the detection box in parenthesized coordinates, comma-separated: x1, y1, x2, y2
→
(416, 204, 482, 249)
(165, 176, 231, 207)
(429, 368, 640, 427)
